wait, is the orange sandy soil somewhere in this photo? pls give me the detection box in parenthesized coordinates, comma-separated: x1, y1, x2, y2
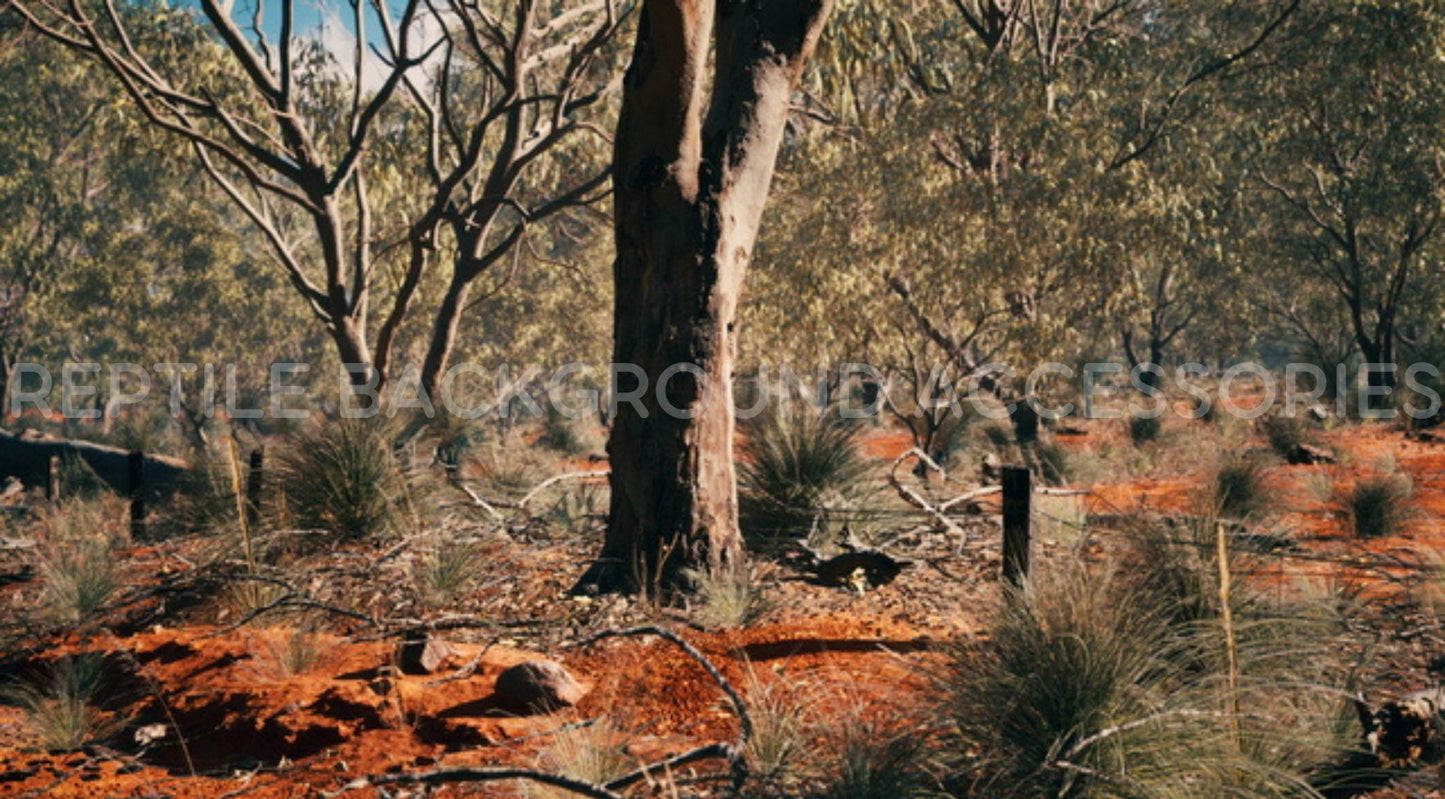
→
(0, 613, 942, 798)
(4, 413, 1445, 797)
(1082, 420, 1445, 593)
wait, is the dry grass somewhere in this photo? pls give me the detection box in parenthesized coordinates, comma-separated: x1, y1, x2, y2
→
(3, 654, 118, 752)
(1341, 473, 1415, 539)
(688, 567, 773, 630)
(248, 624, 329, 679)
(531, 718, 632, 798)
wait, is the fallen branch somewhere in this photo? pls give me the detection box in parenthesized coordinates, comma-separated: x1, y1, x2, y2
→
(575, 625, 751, 792)
(520, 469, 610, 511)
(329, 766, 622, 798)
(889, 448, 967, 544)
(604, 742, 732, 792)
(457, 483, 511, 521)
(938, 485, 1001, 512)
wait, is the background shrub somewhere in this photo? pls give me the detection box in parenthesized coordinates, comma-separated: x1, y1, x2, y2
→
(1211, 455, 1271, 519)
(1342, 474, 1415, 539)
(1129, 414, 1163, 445)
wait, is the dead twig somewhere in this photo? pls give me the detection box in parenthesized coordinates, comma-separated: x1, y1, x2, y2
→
(519, 470, 610, 512)
(889, 448, 968, 545)
(604, 742, 732, 791)
(573, 625, 751, 792)
(328, 766, 622, 798)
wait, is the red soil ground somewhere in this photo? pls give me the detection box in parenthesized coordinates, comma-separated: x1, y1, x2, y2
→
(3, 414, 1445, 797)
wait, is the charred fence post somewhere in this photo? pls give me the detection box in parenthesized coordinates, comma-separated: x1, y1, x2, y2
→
(47, 455, 60, 504)
(128, 450, 145, 539)
(1001, 466, 1032, 587)
(245, 447, 265, 530)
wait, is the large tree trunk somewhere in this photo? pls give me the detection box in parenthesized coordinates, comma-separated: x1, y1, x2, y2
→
(574, 0, 834, 595)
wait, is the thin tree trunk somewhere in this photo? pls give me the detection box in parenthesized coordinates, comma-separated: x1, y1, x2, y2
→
(575, 0, 834, 595)
(0, 348, 12, 422)
(1361, 336, 1396, 411)
(421, 277, 470, 404)
(331, 319, 377, 391)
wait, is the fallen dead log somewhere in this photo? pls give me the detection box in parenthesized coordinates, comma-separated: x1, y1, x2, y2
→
(0, 428, 188, 499)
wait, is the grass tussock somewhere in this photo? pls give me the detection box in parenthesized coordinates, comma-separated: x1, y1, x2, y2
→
(280, 418, 403, 540)
(3, 654, 117, 752)
(1260, 415, 1313, 459)
(942, 555, 1353, 798)
(1211, 455, 1272, 519)
(743, 669, 809, 783)
(812, 710, 933, 799)
(1341, 473, 1415, 539)
(249, 623, 328, 679)
(35, 500, 123, 624)
(739, 410, 873, 545)
(687, 567, 773, 630)
(413, 537, 482, 606)
(39, 539, 118, 625)
(532, 718, 631, 797)
(1129, 414, 1163, 445)
(165, 451, 243, 538)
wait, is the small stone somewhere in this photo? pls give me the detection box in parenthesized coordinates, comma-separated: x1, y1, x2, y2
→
(493, 659, 586, 715)
(398, 634, 456, 675)
(134, 723, 167, 747)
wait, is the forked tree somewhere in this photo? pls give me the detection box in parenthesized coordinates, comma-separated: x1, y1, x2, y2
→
(7, 0, 621, 395)
(574, 0, 834, 595)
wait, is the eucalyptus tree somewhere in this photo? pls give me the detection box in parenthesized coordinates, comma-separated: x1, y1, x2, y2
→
(1245, 0, 1445, 408)
(745, 0, 1301, 448)
(575, 0, 835, 595)
(0, 21, 319, 429)
(7, 0, 625, 397)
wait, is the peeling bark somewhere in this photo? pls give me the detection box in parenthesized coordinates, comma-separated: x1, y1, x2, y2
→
(576, 0, 834, 595)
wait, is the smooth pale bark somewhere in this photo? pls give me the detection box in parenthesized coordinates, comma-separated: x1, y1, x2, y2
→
(575, 0, 834, 594)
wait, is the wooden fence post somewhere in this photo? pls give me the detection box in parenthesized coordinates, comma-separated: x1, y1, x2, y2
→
(47, 455, 60, 504)
(1216, 521, 1242, 747)
(1001, 466, 1032, 587)
(128, 450, 145, 539)
(245, 447, 264, 529)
